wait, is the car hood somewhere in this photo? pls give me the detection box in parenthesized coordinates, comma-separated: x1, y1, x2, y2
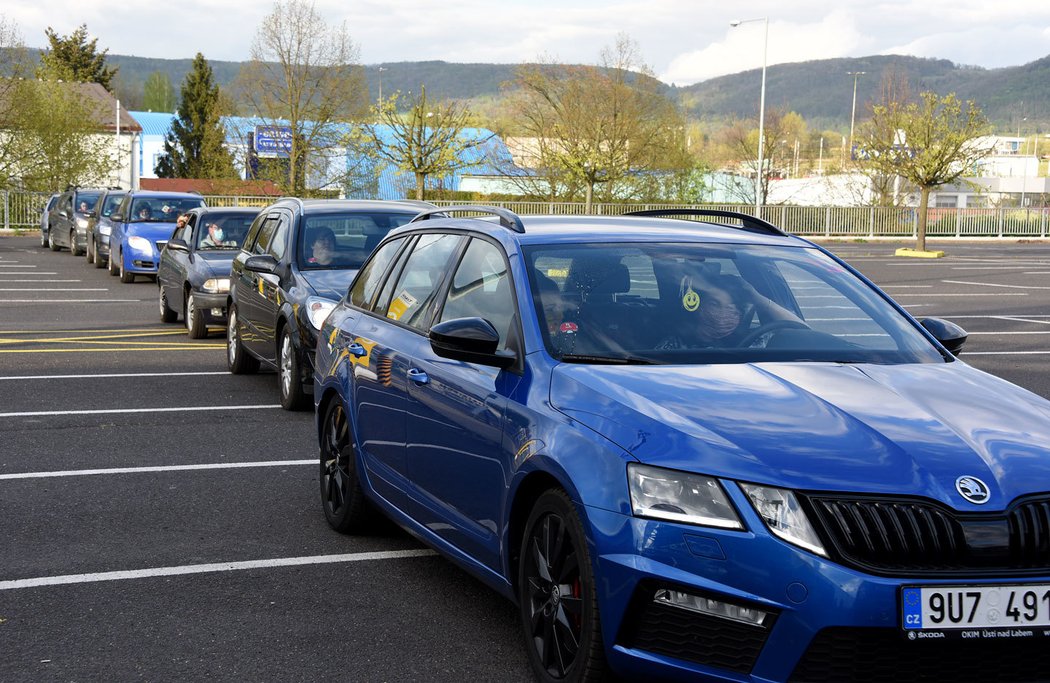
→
(126, 221, 177, 240)
(299, 268, 359, 300)
(550, 362, 1050, 508)
(194, 251, 236, 278)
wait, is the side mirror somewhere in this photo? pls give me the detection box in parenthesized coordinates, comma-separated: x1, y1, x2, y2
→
(111, 213, 122, 222)
(430, 317, 515, 369)
(244, 254, 280, 274)
(166, 239, 190, 253)
(921, 317, 968, 356)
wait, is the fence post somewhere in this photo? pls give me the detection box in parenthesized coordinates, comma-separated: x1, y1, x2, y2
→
(955, 208, 961, 237)
(825, 207, 831, 237)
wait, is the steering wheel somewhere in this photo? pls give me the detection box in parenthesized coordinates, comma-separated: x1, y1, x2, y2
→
(735, 320, 810, 348)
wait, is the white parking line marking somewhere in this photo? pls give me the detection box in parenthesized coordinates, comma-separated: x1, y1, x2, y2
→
(0, 405, 281, 418)
(0, 299, 142, 303)
(967, 331, 1050, 335)
(0, 371, 229, 381)
(0, 265, 37, 268)
(0, 279, 82, 283)
(0, 460, 313, 480)
(881, 285, 933, 288)
(965, 351, 1050, 356)
(893, 293, 1027, 297)
(0, 550, 439, 591)
(0, 288, 107, 291)
(942, 280, 1050, 290)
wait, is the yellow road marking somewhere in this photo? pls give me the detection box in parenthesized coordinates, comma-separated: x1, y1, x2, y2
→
(0, 331, 190, 346)
(0, 346, 224, 354)
(0, 328, 180, 335)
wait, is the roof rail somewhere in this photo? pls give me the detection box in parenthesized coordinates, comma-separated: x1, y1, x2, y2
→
(624, 209, 785, 236)
(410, 205, 525, 233)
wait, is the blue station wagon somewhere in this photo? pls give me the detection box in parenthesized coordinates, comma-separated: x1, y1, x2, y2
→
(313, 207, 1050, 682)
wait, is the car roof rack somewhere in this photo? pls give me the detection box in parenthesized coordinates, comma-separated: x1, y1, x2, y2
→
(410, 205, 526, 234)
(624, 208, 786, 236)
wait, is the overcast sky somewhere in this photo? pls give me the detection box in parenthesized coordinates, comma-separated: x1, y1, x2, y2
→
(5, 0, 1049, 85)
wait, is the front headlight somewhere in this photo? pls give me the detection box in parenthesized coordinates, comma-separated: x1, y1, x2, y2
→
(628, 464, 743, 529)
(128, 236, 152, 252)
(306, 297, 337, 330)
(76, 217, 89, 229)
(99, 225, 112, 236)
(202, 278, 230, 294)
(740, 483, 827, 557)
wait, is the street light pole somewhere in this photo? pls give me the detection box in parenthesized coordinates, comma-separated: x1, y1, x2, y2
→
(847, 71, 865, 160)
(731, 17, 768, 219)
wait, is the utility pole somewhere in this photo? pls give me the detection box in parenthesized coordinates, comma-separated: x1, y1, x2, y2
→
(847, 71, 865, 160)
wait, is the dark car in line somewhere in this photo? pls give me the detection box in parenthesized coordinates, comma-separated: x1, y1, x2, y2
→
(107, 190, 206, 283)
(85, 189, 127, 268)
(158, 206, 261, 338)
(312, 205, 1050, 682)
(226, 198, 428, 410)
(38, 193, 60, 248)
(46, 187, 108, 255)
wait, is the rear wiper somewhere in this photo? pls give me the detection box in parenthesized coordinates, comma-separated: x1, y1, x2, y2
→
(559, 353, 658, 365)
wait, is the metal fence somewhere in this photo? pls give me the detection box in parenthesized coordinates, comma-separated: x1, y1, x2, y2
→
(4, 190, 1049, 238)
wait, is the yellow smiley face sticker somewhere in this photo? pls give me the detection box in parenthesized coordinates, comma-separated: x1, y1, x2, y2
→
(682, 287, 701, 312)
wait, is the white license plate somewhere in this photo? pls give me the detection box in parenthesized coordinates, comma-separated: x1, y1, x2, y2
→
(902, 584, 1050, 634)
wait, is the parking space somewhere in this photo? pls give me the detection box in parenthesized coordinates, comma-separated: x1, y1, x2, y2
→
(3, 234, 1050, 680)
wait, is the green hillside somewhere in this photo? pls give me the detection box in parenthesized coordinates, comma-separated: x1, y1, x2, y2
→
(97, 53, 1050, 133)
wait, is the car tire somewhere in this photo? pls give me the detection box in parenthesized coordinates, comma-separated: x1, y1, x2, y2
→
(119, 253, 135, 283)
(108, 246, 120, 276)
(278, 328, 309, 411)
(70, 230, 84, 256)
(85, 237, 95, 264)
(40, 229, 48, 248)
(94, 241, 106, 269)
(48, 229, 61, 251)
(519, 489, 609, 683)
(185, 292, 207, 338)
(319, 398, 376, 533)
(227, 306, 259, 374)
(158, 285, 178, 323)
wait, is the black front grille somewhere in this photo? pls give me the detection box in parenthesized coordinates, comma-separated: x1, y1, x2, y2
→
(617, 583, 775, 674)
(806, 494, 1050, 575)
(790, 627, 1050, 682)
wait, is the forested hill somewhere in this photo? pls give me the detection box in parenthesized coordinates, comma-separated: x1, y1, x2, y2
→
(99, 52, 1050, 131)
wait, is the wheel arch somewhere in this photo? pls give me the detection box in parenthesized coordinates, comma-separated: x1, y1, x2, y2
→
(506, 469, 572, 596)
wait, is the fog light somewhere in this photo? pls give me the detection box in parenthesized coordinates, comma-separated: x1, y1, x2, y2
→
(653, 588, 769, 627)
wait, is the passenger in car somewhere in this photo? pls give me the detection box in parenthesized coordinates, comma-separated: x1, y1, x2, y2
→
(307, 227, 337, 266)
(137, 206, 152, 220)
(200, 223, 237, 248)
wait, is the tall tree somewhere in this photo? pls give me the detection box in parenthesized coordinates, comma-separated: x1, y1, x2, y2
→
(856, 90, 992, 251)
(235, 0, 368, 195)
(142, 71, 176, 112)
(719, 109, 808, 206)
(0, 14, 32, 188)
(155, 53, 236, 179)
(504, 35, 683, 211)
(360, 85, 487, 200)
(38, 24, 117, 91)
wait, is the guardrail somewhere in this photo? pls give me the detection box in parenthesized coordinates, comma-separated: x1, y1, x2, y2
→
(3, 190, 1048, 237)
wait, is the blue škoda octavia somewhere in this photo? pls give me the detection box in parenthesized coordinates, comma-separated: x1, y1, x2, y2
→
(313, 207, 1050, 682)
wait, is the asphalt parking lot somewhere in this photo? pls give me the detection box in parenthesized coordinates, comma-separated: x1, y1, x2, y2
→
(2, 233, 1050, 681)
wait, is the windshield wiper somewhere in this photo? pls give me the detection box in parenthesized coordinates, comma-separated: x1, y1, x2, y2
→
(559, 353, 658, 365)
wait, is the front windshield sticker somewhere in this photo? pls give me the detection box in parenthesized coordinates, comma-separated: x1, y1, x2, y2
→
(387, 290, 417, 321)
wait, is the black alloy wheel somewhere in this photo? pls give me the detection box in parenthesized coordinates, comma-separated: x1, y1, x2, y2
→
(519, 490, 608, 682)
(319, 399, 374, 533)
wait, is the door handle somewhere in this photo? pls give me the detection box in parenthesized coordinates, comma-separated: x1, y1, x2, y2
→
(347, 342, 367, 357)
(407, 368, 429, 385)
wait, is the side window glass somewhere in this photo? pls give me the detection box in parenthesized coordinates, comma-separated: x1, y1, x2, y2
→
(350, 237, 406, 309)
(381, 233, 462, 331)
(440, 238, 515, 351)
(242, 214, 265, 252)
(253, 217, 280, 256)
(266, 214, 291, 261)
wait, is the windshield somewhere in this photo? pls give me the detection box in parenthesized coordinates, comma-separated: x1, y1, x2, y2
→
(75, 193, 102, 214)
(131, 197, 206, 223)
(196, 212, 256, 250)
(524, 242, 945, 365)
(101, 193, 125, 217)
(298, 211, 416, 270)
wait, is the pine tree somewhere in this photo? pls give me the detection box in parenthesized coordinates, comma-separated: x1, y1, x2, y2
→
(156, 53, 236, 179)
(38, 24, 117, 91)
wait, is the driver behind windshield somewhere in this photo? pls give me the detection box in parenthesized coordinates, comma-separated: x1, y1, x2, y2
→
(656, 273, 801, 349)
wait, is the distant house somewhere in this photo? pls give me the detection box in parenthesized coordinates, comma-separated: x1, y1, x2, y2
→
(1, 79, 142, 188)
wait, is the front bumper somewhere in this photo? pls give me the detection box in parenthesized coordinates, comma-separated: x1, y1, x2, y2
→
(193, 290, 228, 324)
(586, 506, 1050, 682)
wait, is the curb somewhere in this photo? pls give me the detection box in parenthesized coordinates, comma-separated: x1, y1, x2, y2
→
(895, 248, 945, 258)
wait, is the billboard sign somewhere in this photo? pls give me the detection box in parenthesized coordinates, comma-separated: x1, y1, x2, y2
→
(254, 125, 293, 158)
